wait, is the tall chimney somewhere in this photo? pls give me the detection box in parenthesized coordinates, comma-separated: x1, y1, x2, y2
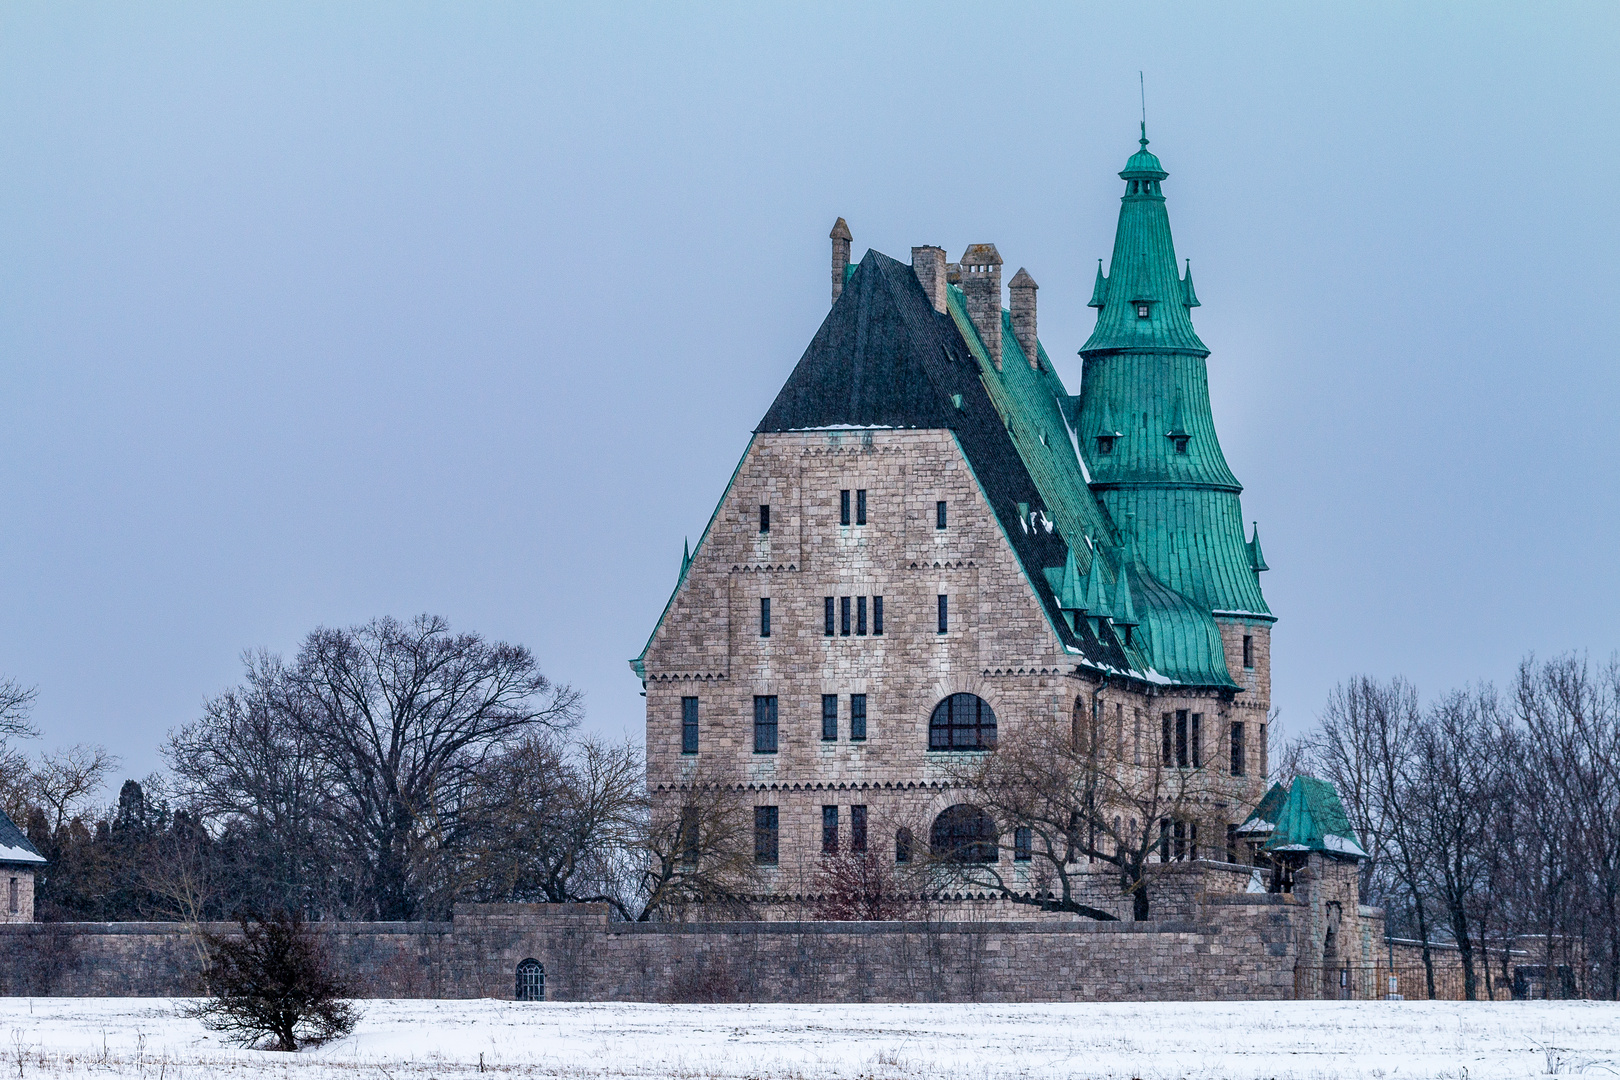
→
(959, 243, 1003, 368)
(1009, 267, 1038, 370)
(830, 217, 852, 304)
(911, 246, 947, 313)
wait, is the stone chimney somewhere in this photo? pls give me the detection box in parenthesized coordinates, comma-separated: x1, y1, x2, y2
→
(911, 246, 947, 313)
(830, 217, 852, 304)
(1009, 267, 1038, 369)
(959, 244, 1003, 368)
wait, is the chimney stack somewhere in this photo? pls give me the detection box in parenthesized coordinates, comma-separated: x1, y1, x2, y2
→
(1009, 268, 1038, 370)
(959, 244, 1003, 368)
(911, 246, 947, 313)
(830, 218, 852, 304)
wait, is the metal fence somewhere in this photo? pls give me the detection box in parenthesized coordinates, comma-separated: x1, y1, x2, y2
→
(1293, 962, 1520, 1001)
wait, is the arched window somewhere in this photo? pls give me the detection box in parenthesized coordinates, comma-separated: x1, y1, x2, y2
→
(516, 958, 544, 1001)
(895, 827, 913, 864)
(929, 693, 997, 750)
(930, 805, 998, 863)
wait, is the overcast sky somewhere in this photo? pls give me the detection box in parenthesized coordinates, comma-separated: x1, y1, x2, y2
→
(3, 3, 1618, 787)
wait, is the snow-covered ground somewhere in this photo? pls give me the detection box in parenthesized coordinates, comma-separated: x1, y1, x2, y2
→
(0, 997, 1616, 1079)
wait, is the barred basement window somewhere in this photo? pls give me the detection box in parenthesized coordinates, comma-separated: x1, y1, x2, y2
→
(1243, 635, 1254, 669)
(1230, 721, 1246, 776)
(856, 596, 867, 635)
(824, 596, 835, 637)
(936, 500, 948, 529)
(1014, 826, 1032, 862)
(822, 694, 838, 742)
(856, 489, 867, 525)
(851, 805, 868, 853)
(759, 504, 770, 533)
(753, 696, 778, 754)
(841, 596, 851, 636)
(516, 958, 544, 1001)
(755, 806, 779, 865)
(681, 696, 699, 755)
(840, 489, 851, 526)
(937, 594, 948, 634)
(850, 694, 867, 741)
(822, 805, 839, 854)
(873, 596, 884, 635)
(759, 597, 771, 638)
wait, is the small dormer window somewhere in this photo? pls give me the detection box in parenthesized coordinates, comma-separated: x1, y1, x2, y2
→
(1136, 303, 1150, 318)
(1095, 434, 1117, 456)
(1173, 435, 1190, 454)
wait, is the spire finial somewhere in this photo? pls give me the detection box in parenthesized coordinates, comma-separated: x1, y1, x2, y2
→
(1139, 71, 1147, 148)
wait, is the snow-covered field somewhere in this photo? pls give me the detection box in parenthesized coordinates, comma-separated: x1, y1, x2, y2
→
(0, 998, 1615, 1079)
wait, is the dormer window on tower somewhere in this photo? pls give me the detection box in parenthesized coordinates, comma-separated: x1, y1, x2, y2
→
(1136, 303, 1151, 319)
(1095, 434, 1118, 456)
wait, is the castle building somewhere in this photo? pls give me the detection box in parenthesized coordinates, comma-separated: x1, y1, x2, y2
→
(632, 130, 1274, 916)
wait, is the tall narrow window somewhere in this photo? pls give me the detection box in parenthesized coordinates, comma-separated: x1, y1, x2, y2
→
(1014, 826, 1032, 862)
(821, 694, 838, 742)
(759, 597, 771, 638)
(895, 827, 913, 864)
(1243, 635, 1254, 669)
(1134, 708, 1143, 765)
(937, 594, 948, 634)
(856, 596, 867, 635)
(1226, 823, 1239, 864)
(1176, 710, 1189, 768)
(822, 805, 839, 854)
(680, 808, 700, 865)
(759, 504, 770, 533)
(1115, 702, 1126, 760)
(753, 696, 778, 754)
(840, 596, 851, 636)
(1230, 721, 1246, 776)
(873, 596, 884, 635)
(936, 500, 948, 529)
(856, 489, 867, 525)
(850, 694, 867, 741)
(851, 805, 868, 853)
(755, 806, 779, 865)
(840, 489, 851, 526)
(1259, 724, 1267, 775)
(1191, 713, 1202, 768)
(7, 877, 16, 915)
(681, 696, 699, 755)
(1189, 820, 1199, 861)
(1159, 818, 1170, 863)
(824, 596, 835, 637)
(1161, 713, 1173, 767)
(1173, 820, 1187, 861)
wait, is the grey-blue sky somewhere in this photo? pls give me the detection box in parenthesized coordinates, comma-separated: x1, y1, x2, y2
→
(2, 4, 1617, 785)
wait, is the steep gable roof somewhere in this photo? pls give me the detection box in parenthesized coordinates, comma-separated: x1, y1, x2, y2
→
(0, 805, 45, 866)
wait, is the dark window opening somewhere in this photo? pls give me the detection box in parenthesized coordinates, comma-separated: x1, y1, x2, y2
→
(681, 696, 699, 755)
(851, 805, 868, 853)
(1243, 635, 1254, 669)
(822, 694, 838, 742)
(873, 596, 884, 635)
(1095, 435, 1117, 456)
(759, 504, 770, 533)
(1159, 818, 1170, 863)
(840, 489, 851, 526)
(824, 596, 835, 637)
(1230, 721, 1246, 776)
(1014, 826, 1032, 862)
(759, 597, 771, 638)
(1161, 713, 1173, 767)
(850, 694, 867, 741)
(1173, 819, 1187, 861)
(895, 827, 913, 864)
(755, 806, 779, 865)
(516, 958, 544, 1001)
(937, 594, 948, 634)
(1172, 435, 1190, 454)
(753, 696, 778, 754)
(1227, 823, 1240, 864)
(841, 596, 851, 636)
(680, 808, 700, 865)
(936, 500, 948, 529)
(929, 693, 997, 751)
(822, 805, 839, 854)
(1191, 713, 1202, 768)
(1175, 710, 1190, 768)
(856, 489, 867, 525)
(930, 804, 998, 863)
(856, 596, 867, 636)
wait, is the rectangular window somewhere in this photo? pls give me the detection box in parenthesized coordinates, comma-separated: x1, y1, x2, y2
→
(760, 504, 770, 533)
(1175, 709, 1190, 768)
(7, 877, 16, 915)
(851, 805, 868, 852)
(936, 500, 948, 529)
(822, 694, 838, 742)
(850, 694, 867, 741)
(753, 696, 778, 754)
(856, 596, 867, 635)
(1014, 826, 1032, 862)
(755, 806, 779, 865)
(1230, 721, 1246, 776)
(822, 805, 839, 854)
(840, 489, 851, 526)
(840, 596, 851, 636)
(759, 597, 771, 638)
(1173, 819, 1187, 861)
(1159, 818, 1170, 863)
(873, 596, 883, 635)
(1161, 713, 1173, 767)
(1191, 713, 1202, 768)
(937, 594, 948, 634)
(1134, 708, 1143, 765)
(855, 489, 867, 525)
(680, 808, 700, 865)
(1227, 823, 1239, 864)
(1189, 820, 1199, 861)
(681, 696, 699, 754)
(1259, 723, 1267, 776)
(824, 596, 835, 637)
(1242, 634, 1254, 669)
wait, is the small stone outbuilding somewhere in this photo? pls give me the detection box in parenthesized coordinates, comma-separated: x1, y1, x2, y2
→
(0, 806, 44, 923)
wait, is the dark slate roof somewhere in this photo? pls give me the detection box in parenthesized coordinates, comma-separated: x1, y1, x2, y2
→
(0, 805, 45, 866)
(759, 249, 1125, 666)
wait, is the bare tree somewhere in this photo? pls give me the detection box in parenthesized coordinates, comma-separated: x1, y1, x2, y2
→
(630, 772, 762, 922)
(810, 850, 917, 920)
(20, 745, 119, 834)
(0, 679, 36, 742)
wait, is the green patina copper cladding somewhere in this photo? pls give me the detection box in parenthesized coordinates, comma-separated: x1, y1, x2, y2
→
(1076, 131, 1271, 618)
(1263, 776, 1369, 860)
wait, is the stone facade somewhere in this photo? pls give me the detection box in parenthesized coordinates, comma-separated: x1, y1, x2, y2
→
(0, 870, 33, 924)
